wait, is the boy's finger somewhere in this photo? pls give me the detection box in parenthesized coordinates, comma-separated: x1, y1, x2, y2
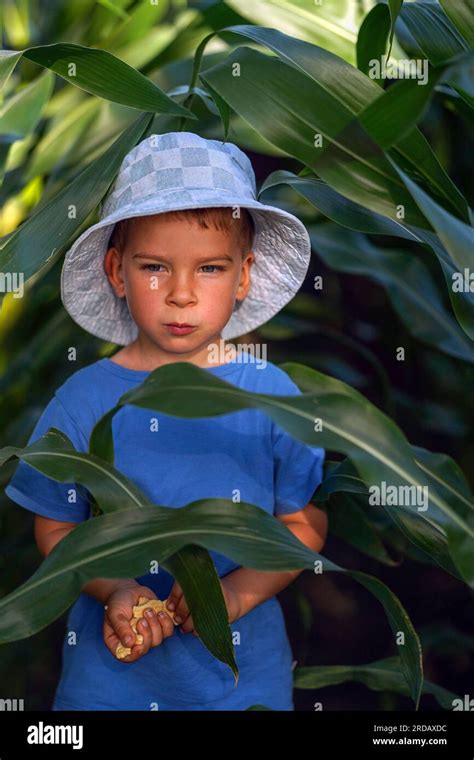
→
(143, 609, 164, 648)
(158, 610, 175, 638)
(173, 597, 190, 623)
(166, 585, 183, 612)
(174, 609, 189, 628)
(179, 614, 195, 634)
(135, 616, 152, 652)
(110, 611, 136, 648)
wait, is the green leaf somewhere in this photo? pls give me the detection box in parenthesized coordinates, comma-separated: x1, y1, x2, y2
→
(0, 70, 53, 138)
(0, 111, 153, 280)
(398, 2, 470, 65)
(315, 458, 370, 502)
(0, 498, 327, 673)
(23, 97, 100, 181)
(325, 444, 474, 534)
(1, 432, 241, 678)
(357, 3, 391, 78)
(285, 361, 474, 584)
(440, 0, 474, 47)
(0, 428, 153, 513)
(104, 0, 169, 50)
(359, 52, 474, 148)
(89, 361, 474, 590)
(416, 228, 474, 342)
(96, 0, 129, 21)
(224, 0, 362, 65)
(1, 475, 423, 704)
(294, 655, 460, 710)
(200, 46, 428, 227)
(197, 78, 231, 139)
(164, 545, 238, 683)
(336, 571, 422, 706)
(260, 168, 410, 236)
(197, 24, 468, 221)
(413, 445, 474, 526)
(317, 455, 467, 581)
(260, 170, 474, 340)
(308, 222, 474, 363)
(318, 464, 464, 582)
(389, 160, 474, 285)
(0, 50, 23, 91)
(166, 85, 220, 117)
(325, 492, 401, 566)
(1, 43, 197, 118)
(2, 414, 426, 705)
(387, 0, 404, 57)
(444, 51, 474, 108)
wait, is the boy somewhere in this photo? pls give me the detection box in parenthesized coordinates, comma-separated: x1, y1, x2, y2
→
(5, 131, 327, 711)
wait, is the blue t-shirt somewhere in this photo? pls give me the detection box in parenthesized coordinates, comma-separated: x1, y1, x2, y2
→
(5, 352, 325, 711)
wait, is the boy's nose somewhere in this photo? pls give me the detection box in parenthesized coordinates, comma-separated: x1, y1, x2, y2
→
(165, 280, 198, 308)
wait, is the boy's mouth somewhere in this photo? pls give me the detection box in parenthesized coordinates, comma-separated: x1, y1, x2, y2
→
(164, 323, 197, 336)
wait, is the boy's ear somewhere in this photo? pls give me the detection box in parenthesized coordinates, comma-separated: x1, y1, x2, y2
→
(104, 247, 126, 298)
(235, 250, 254, 303)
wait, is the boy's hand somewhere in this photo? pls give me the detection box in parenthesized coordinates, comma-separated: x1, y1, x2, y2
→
(167, 577, 242, 636)
(104, 584, 175, 662)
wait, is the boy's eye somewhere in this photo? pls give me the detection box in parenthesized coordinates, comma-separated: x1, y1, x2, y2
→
(139, 264, 226, 273)
(200, 265, 225, 273)
(141, 263, 163, 272)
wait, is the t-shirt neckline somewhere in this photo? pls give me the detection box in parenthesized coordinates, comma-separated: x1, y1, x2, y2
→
(98, 355, 245, 381)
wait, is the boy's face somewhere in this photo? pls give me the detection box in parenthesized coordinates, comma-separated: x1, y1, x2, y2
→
(104, 213, 254, 367)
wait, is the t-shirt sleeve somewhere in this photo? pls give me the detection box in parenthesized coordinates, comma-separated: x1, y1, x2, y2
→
(271, 370, 325, 516)
(4, 394, 91, 523)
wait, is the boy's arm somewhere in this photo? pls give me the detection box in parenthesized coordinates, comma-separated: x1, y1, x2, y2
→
(223, 503, 328, 619)
(35, 515, 139, 604)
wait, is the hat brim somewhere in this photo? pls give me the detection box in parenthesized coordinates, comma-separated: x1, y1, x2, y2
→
(60, 192, 311, 345)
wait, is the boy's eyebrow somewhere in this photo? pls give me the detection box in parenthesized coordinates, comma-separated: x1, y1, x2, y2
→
(131, 252, 235, 263)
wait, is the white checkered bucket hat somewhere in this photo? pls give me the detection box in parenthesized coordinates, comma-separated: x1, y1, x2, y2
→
(60, 131, 311, 344)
